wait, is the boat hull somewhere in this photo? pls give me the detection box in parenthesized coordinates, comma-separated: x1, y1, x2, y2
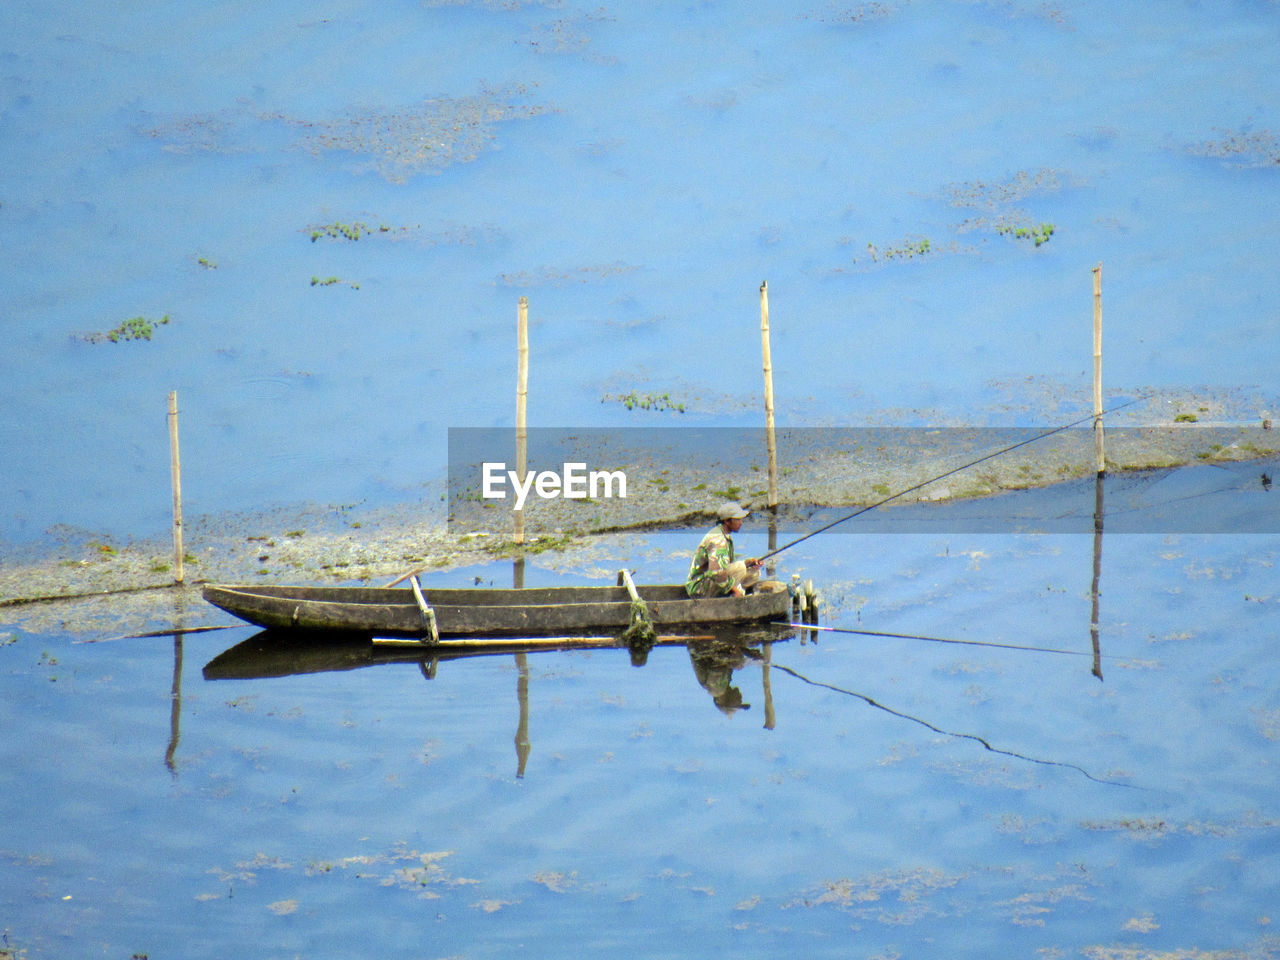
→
(201, 583, 792, 637)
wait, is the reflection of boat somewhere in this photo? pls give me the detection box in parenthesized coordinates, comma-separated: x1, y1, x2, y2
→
(202, 626, 790, 681)
(201, 630, 538, 680)
(203, 625, 792, 780)
(201, 582, 792, 637)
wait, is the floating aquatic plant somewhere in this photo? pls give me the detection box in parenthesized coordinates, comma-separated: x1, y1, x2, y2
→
(602, 391, 686, 413)
(862, 237, 933, 263)
(307, 220, 422, 242)
(481, 532, 581, 558)
(998, 222, 1056, 247)
(79, 314, 172, 344)
(310, 221, 370, 242)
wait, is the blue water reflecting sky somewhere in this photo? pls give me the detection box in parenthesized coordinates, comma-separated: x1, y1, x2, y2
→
(4, 7, 1279, 956)
(2, 519, 1278, 957)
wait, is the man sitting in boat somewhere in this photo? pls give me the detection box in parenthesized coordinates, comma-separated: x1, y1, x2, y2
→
(686, 502, 777, 598)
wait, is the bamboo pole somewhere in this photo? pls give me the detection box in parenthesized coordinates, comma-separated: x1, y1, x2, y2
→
(514, 296, 529, 545)
(167, 390, 184, 584)
(760, 281, 779, 510)
(1092, 264, 1105, 476)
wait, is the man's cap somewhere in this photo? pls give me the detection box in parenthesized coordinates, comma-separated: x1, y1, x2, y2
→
(716, 501, 750, 521)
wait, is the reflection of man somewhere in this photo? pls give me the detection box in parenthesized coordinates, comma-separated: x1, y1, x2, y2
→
(689, 640, 750, 715)
(685, 502, 764, 598)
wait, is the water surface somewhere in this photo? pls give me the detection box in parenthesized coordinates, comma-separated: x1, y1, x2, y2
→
(3, 486, 1277, 956)
(2, 2, 1278, 954)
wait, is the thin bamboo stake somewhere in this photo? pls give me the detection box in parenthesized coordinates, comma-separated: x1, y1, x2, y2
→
(168, 390, 184, 584)
(760, 281, 779, 509)
(514, 296, 529, 545)
(1092, 264, 1105, 476)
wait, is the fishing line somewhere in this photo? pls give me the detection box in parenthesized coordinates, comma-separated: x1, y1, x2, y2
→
(1068, 463, 1275, 526)
(758, 397, 1147, 561)
(769, 660, 1141, 788)
(80, 624, 240, 644)
(772, 622, 1131, 661)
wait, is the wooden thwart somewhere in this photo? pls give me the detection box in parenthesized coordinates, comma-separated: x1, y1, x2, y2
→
(408, 575, 439, 643)
(617, 568, 642, 603)
(617, 567, 658, 647)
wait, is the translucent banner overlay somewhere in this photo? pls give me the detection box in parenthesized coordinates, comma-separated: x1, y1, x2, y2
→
(447, 427, 1280, 536)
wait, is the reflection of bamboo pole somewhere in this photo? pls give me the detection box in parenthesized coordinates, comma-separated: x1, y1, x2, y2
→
(761, 642, 776, 731)
(1092, 264, 1105, 476)
(168, 390, 184, 584)
(166, 633, 184, 774)
(1090, 472, 1105, 681)
(512, 556, 529, 775)
(515, 297, 529, 545)
(166, 587, 186, 774)
(515, 652, 531, 778)
(760, 281, 779, 510)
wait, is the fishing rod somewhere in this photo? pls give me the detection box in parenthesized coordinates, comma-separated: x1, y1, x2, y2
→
(758, 396, 1146, 562)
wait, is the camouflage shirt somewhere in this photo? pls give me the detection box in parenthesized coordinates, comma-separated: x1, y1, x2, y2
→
(685, 524, 738, 597)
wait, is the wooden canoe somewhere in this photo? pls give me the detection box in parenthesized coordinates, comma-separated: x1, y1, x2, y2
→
(201, 582, 792, 637)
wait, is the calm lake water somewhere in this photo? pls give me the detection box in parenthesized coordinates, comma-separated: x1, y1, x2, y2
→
(4, 485, 1279, 957)
(3, 1, 1279, 957)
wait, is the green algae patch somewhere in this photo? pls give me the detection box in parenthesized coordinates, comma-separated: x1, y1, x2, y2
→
(79, 314, 172, 344)
(999, 222, 1056, 247)
(602, 391, 687, 413)
(309, 221, 372, 242)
